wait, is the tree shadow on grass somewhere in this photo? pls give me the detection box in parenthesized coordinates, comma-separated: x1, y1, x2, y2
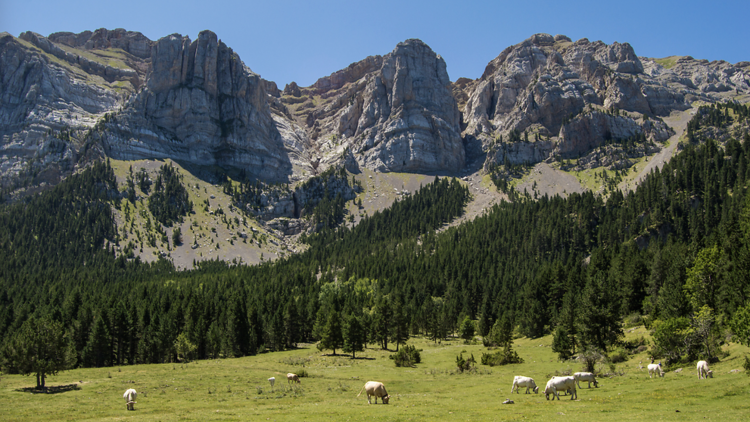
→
(17, 384, 81, 394)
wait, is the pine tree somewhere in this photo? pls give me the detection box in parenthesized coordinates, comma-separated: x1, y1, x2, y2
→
(391, 298, 410, 351)
(84, 313, 111, 367)
(551, 325, 574, 360)
(317, 310, 344, 355)
(372, 296, 392, 349)
(343, 313, 365, 359)
(284, 298, 301, 349)
(579, 273, 623, 352)
(459, 316, 475, 342)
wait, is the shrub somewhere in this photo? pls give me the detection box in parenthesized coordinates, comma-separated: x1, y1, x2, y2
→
(480, 345, 524, 366)
(456, 353, 476, 372)
(390, 345, 422, 367)
(608, 347, 629, 364)
(743, 355, 750, 375)
(296, 369, 308, 378)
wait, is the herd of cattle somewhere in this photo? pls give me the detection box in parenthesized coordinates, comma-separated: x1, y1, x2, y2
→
(121, 361, 715, 410)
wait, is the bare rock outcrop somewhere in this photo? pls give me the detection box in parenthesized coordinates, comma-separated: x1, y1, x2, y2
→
(100, 30, 294, 182)
(48, 28, 153, 59)
(300, 39, 465, 174)
(464, 33, 748, 171)
(0, 31, 142, 190)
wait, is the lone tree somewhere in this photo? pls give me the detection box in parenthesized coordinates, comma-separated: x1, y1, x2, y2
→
(1, 316, 74, 389)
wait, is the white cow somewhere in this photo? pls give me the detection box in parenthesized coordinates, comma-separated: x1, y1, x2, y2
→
(268, 377, 275, 388)
(123, 388, 137, 411)
(287, 373, 301, 384)
(511, 376, 539, 394)
(357, 381, 391, 404)
(573, 372, 599, 388)
(648, 363, 664, 378)
(544, 376, 577, 400)
(697, 361, 713, 379)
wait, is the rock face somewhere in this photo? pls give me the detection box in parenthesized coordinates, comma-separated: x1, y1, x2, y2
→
(0, 31, 147, 192)
(100, 30, 294, 182)
(462, 33, 749, 170)
(2, 28, 749, 199)
(48, 28, 153, 59)
(290, 40, 465, 174)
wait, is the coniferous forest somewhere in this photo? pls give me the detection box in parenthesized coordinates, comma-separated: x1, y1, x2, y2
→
(2, 102, 750, 386)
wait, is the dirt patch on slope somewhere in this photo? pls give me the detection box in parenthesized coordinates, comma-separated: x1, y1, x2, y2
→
(516, 163, 586, 198)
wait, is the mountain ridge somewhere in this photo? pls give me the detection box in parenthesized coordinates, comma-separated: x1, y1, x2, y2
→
(1, 28, 749, 202)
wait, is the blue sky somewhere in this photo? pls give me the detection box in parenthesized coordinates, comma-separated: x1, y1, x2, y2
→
(2, 0, 748, 87)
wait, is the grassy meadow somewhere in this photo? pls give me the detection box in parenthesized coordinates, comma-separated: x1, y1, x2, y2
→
(1, 328, 749, 421)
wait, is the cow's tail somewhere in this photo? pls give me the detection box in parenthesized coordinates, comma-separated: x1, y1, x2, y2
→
(357, 385, 365, 397)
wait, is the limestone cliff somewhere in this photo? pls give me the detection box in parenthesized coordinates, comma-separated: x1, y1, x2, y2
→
(280, 40, 464, 174)
(462, 33, 749, 170)
(0, 31, 148, 193)
(2, 28, 749, 201)
(99, 30, 296, 182)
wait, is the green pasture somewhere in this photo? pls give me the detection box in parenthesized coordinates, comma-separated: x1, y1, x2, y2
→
(1, 329, 748, 421)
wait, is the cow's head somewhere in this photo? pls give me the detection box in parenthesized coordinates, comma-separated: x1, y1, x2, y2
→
(533, 386, 539, 394)
(707, 370, 713, 378)
(382, 395, 390, 404)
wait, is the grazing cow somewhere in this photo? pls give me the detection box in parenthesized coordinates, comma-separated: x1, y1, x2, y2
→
(357, 381, 391, 404)
(123, 388, 137, 411)
(697, 361, 713, 379)
(648, 363, 664, 378)
(268, 377, 275, 388)
(573, 372, 599, 388)
(510, 376, 539, 394)
(287, 373, 301, 384)
(544, 376, 577, 400)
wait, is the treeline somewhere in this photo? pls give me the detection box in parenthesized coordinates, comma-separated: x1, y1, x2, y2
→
(2, 119, 750, 373)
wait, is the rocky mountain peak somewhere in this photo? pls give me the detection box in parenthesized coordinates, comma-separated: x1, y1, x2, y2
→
(288, 37, 464, 174)
(47, 28, 153, 59)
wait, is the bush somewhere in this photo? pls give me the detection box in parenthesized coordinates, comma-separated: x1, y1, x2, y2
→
(480, 345, 524, 366)
(456, 353, 476, 372)
(743, 355, 750, 375)
(608, 347, 629, 364)
(390, 345, 422, 367)
(296, 369, 308, 378)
